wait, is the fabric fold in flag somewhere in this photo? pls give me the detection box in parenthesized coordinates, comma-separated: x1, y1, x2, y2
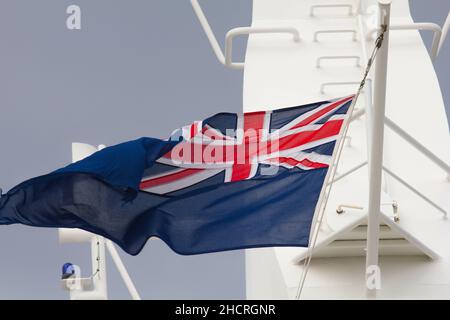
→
(0, 96, 354, 255)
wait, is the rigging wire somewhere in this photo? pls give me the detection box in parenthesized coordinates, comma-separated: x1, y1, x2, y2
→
(295, 25, 387, 300)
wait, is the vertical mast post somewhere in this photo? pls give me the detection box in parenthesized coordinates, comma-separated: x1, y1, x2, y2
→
(366, 0, 391, 296)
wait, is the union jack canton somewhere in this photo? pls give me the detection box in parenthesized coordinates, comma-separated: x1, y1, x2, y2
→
(140, 95, 354, 195)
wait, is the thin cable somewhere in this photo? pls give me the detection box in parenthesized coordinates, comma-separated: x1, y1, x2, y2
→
(90, 238, 101, 279)
(295, 26, 387, 300)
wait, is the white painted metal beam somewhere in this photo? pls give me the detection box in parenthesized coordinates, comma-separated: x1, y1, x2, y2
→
(366, 0, 391, 295)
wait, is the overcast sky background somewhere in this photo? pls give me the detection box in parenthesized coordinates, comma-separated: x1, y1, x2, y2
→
(0, 0, 448, 299)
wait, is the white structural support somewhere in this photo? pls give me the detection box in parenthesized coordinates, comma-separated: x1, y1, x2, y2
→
(350, 108, 366, 121)
(190, 0, 299, 69)
(368, 23, 442, 61)
(59, 143, 141, 300)
(366, 0, 391, 295)
(339, 104, 450, 177)
(106, 240, 142, 300)
(330, 161, 368, 185)
(384, 116, 450, 175)
(329, 160, 447, 217)
(382, 166, 447, 217)
(291, 211, 439, 263)
(438, 11, 450, 56)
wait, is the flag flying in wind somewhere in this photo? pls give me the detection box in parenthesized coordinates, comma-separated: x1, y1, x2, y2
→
(0, 96, 353, 255)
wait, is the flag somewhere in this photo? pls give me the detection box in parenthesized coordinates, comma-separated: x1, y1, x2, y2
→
(0, 96, 353, 255)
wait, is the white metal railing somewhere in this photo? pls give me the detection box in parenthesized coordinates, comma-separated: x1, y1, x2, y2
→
(310, 4, 354, 17)
(191, 0, 300, 69)
(314, 29, 358, 42)
(367, 23, 442, 60)
(320, 81, 360, 94)
(225, 27, 300, 69)
(316, 55, 361, 68)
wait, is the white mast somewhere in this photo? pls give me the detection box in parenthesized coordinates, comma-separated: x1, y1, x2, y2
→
(366, 0, 391, 296)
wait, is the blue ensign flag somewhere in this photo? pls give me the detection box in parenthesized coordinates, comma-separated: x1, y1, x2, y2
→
(0, 96, 353, 255)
